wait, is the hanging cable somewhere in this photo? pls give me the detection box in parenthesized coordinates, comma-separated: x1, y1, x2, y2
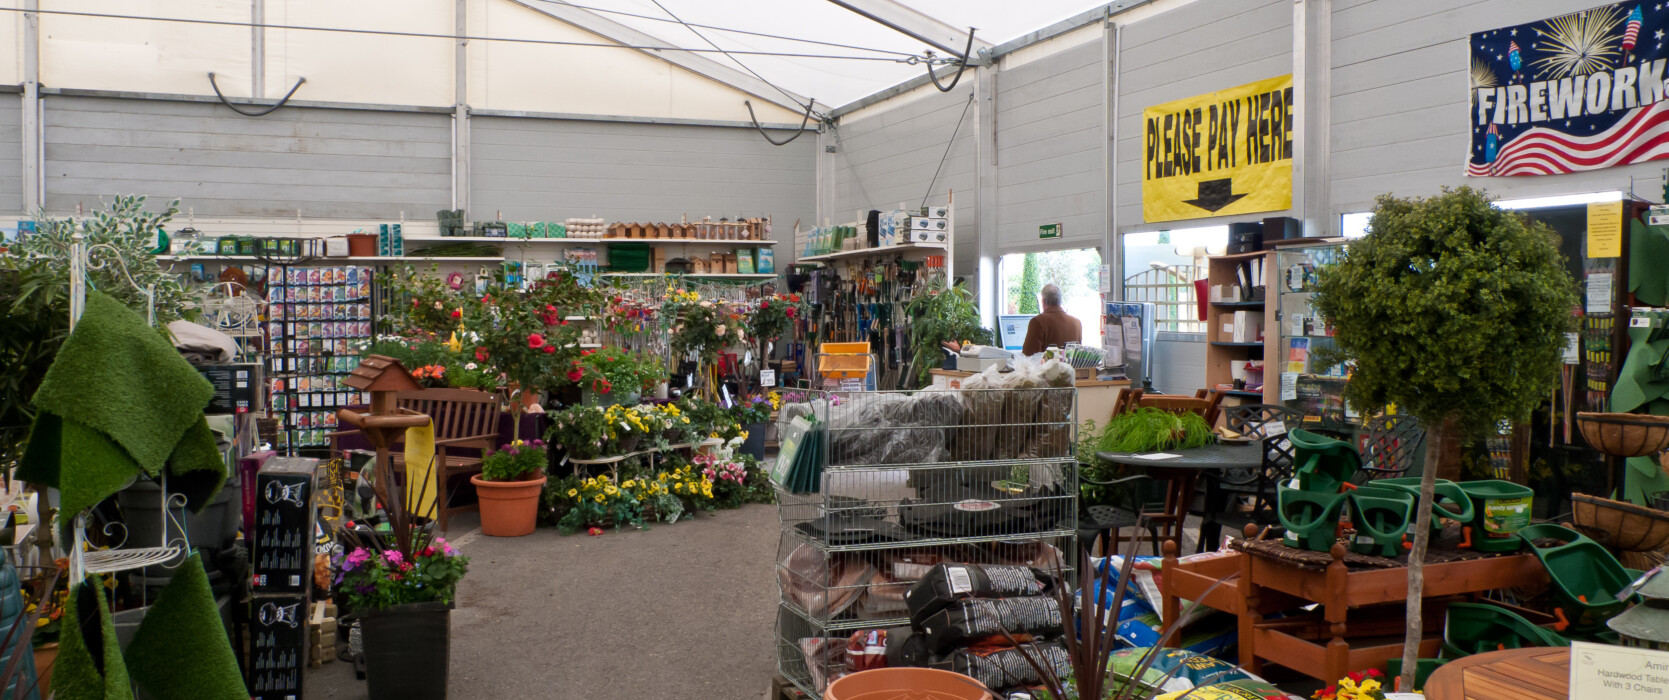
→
(927, 28, 977, 93)
(207, 73, 306, 117)
(647, 0, 822, 119)
(921, 92, 974, 210)
(744, 99, 814, 146)
(0, 6, 909, 63)
(539, 0, 918, 58)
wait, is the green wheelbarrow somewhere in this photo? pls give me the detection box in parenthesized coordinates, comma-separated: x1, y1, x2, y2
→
(1517, 523, 1640, 631)
(1442, 602, 1567, 658)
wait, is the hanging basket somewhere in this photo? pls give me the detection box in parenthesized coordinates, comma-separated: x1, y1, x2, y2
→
(1571, 492, 1669, 552)
(1576, 412, 1669, 457)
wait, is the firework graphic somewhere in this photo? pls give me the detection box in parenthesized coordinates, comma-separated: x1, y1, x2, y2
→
(1469, 54, 1499, 90)
(1530, 4, 1626, 78)
(1624, 5, 1644, 53)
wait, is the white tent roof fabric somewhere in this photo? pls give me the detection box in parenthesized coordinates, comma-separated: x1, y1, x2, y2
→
(538, 0, 1112, 109)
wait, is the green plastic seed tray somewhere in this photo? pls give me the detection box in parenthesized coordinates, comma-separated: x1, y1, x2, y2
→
(1277, 483, 1349, 552)
(1348, 485, 1416, 558)
(1376, 477, 1476, 536)
(1516, 523, 1640, 631)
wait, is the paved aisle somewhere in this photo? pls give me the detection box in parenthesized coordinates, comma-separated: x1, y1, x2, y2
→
(307, 504, 782, 699)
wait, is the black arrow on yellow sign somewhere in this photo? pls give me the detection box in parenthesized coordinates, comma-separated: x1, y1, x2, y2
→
(1182, 178, 1247, 213)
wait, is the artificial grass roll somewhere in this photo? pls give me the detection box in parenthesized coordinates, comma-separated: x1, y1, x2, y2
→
(124, 553, 245, 700)
(17, 290, 225, 516)
(54, 581, 133, 700)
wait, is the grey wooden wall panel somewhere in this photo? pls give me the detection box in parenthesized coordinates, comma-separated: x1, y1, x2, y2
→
(0, 95, 19, 215)
(997, 40, 1104, 251)
(43, 97, 450, 218)
(1329, 0, 1669, 218)
(471, 117, 815, 252)
(1115, 0, 1293, 231)
(827, 87, 978, 276)
(1152, 336, 1207, 395)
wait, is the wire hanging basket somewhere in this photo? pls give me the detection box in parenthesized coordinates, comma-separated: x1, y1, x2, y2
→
(1576, 412, 1669, 457)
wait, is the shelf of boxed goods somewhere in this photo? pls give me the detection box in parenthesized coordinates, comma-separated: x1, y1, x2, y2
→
(157, 254, 508, 263)
(797, 241, 947, 264)
(600, 272, 777, 280)
(402, 235, 777, 246)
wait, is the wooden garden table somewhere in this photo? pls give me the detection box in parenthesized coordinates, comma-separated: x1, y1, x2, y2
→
(1424, 647, 1570, 700)
(1159, 532, 1547, 685)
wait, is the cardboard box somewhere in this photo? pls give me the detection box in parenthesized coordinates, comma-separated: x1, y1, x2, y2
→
(910, 217, 933, 230)
(910, 230, 934, 243)
(249, 593, 309, 700)
(194, 363, 263, 414)
(924, 206, 950, 219)
(252, 457, 317, 594)
(757, 248, 775, 274)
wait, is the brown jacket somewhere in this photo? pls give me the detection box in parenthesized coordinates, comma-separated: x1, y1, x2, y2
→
(1022, 306, 1082, 355)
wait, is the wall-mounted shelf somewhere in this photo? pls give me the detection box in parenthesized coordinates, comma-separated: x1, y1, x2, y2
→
(157, 254, 507, 263)
(403, 236, 776, 246)
(1209, 341, 1265, 349)
(798, 241, 947, 264)
(1210, 301, 1265, 309)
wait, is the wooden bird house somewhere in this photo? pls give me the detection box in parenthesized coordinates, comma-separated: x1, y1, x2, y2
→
(343, 355, 421, 415)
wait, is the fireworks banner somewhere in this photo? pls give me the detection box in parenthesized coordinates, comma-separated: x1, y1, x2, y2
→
(1470, 2, 1669, 176)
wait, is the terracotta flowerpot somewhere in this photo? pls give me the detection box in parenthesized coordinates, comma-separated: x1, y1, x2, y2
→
(471, 473, 547, 537)
(33, 642, 56, 698)
(823, 668, 992, 700)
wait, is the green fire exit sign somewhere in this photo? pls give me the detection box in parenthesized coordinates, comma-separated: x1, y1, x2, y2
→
(1039, 223, 1062, 239)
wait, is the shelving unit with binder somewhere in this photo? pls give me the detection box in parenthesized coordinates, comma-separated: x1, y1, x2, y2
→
(1204, 250, 1275, 402)
(770, 387, 1077, 697)
(263, 259, 378, 452)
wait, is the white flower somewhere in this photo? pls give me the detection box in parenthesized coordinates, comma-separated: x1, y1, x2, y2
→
(715, 324, 726, 337)
(465, 362, 478, 370)
(433, 301, 444, 310)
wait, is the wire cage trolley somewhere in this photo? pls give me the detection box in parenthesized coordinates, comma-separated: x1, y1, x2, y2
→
(771, 386, 1078, 696)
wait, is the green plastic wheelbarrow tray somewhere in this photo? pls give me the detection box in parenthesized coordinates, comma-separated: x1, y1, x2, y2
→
(1375, 477, 1476, 536)
(1458, 480, 1534, 552)
(1442, 602, 1567, 658)
(1516, 523, 1639, 631)
(1348, 485, 1416, 558)
(1277, 483, 1348, 552)
(1288, 428, 1362, 494)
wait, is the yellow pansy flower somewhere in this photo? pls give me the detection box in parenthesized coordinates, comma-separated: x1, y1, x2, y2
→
(567, 489, 578, 498)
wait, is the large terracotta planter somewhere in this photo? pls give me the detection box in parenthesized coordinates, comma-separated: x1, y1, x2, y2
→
(471, 473, 547, 537)
(823, 668, 992, 700)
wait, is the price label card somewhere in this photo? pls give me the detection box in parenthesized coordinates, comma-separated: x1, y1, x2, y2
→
(1571, 641, 1669, 699)
(1280, 372, 1299, 401)
(760, 369, 776, 387)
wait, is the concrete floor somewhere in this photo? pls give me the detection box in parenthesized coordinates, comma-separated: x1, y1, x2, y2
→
(305, 504, 783, 699)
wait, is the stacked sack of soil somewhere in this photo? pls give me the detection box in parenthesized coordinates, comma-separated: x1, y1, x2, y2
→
(882, 563, 1070, 695)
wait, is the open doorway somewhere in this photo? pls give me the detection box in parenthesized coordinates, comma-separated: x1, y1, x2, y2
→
(997, 248, 1103, 348)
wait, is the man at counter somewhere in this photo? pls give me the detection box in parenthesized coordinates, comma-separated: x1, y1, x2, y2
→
(1021, 284, 1081, 355)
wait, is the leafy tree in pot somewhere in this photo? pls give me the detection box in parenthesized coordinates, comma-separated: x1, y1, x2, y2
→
(905, 281, 993, 387)
(1310, 186, 1578, 691)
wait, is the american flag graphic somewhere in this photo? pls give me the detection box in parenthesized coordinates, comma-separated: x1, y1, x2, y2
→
(1470, 2, 1669, 177)
(1625, 5, 1644, 52)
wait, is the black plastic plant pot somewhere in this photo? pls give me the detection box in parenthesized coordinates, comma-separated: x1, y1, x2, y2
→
(359, 601, 451, 700)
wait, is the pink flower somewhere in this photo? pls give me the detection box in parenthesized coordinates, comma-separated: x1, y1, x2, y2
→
(475, 347, 490, 362)
(543, 345, 556, 354)
(587, 527, 603, 536)
(785, 306, 796, 318)
(383, 550, 404, 565)
(528, 333, 546, 349)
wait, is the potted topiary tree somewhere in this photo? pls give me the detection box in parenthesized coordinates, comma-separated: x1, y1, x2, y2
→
(471, 439, 549, 537)
(1309, 186, 1578, 691)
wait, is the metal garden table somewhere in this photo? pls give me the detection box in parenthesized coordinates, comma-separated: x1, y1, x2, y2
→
(1096, 442, 1261, 550)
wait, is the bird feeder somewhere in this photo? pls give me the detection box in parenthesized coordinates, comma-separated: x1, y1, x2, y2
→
(1609, 568, 1669, 651)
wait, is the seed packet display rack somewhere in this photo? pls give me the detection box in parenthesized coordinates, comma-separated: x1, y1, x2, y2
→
(772, 387, 1078, 696)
